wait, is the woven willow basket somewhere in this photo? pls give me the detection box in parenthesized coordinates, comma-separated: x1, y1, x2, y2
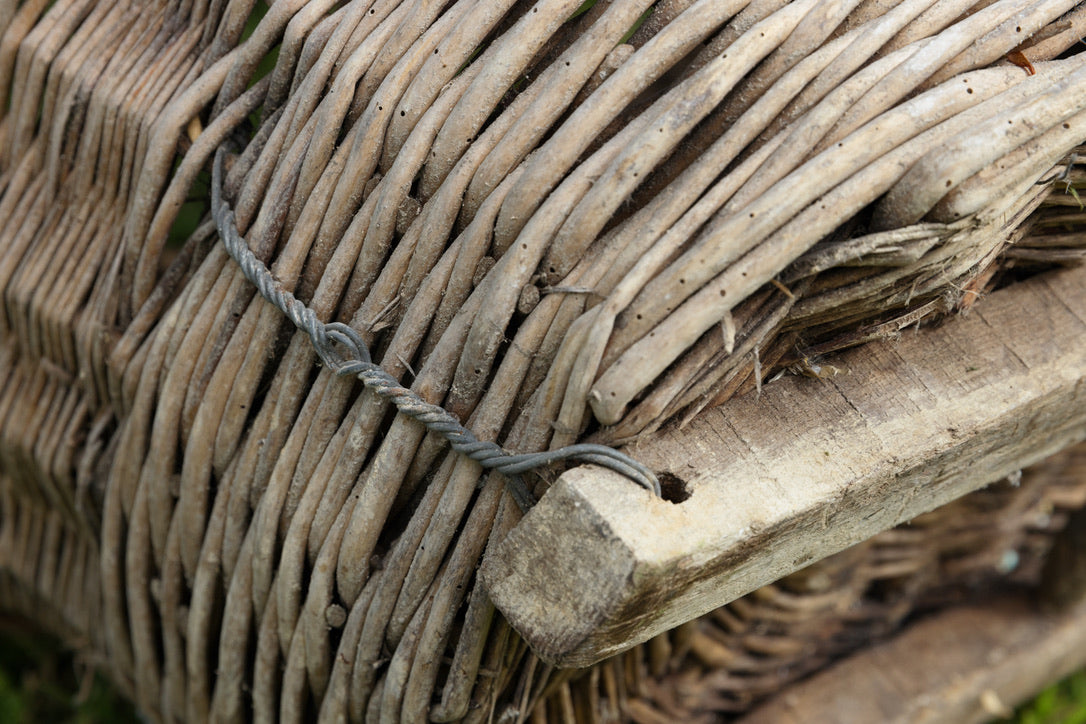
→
(2, 1, 1086, 722)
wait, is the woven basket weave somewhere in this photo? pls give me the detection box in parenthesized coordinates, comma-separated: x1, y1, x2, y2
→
(1, 1, 1085, 721)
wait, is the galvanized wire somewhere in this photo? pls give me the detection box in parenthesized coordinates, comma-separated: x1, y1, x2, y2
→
(210, 147, 661, 509)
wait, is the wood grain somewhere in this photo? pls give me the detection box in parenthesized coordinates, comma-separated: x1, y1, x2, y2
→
(482, 264, 1086, 667)
(736, 595, 1086, 724)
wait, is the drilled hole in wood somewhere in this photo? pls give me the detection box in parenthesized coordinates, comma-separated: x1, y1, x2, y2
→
(658, 472, 690, 503)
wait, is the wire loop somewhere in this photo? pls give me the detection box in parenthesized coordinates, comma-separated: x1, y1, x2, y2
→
(210, 147, 662, 508)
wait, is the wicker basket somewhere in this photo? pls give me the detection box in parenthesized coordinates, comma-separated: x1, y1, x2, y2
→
(1, 1, 1085, 722)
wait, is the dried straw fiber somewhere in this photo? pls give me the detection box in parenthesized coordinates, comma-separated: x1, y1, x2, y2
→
(1, 0, 1085, 721)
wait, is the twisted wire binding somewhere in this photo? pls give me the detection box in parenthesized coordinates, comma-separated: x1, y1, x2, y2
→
(210, 147, 660, 510)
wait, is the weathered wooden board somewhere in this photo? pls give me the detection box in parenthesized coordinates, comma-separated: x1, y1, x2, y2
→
(481, 264, 1086, 667)
(736, 595, 1086, 724)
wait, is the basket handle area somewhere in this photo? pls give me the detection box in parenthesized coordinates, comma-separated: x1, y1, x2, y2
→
(482, 263, 1086, 668)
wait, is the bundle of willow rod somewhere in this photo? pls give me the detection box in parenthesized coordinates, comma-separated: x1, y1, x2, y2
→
(1, 0, 1085, 722)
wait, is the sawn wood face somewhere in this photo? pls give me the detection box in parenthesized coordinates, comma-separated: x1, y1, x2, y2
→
(483, 265, 1086, 667)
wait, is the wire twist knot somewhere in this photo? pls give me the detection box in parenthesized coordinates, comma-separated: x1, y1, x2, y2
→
(211, 147, 660, 509)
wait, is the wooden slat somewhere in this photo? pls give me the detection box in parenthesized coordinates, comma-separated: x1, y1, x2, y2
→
(736, 596, 1086, 724)
(481, 264, 1086, 667)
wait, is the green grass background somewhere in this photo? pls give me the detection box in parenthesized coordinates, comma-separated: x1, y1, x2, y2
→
(1009, 671, 1086, 724)
(0, 622, 138, 724)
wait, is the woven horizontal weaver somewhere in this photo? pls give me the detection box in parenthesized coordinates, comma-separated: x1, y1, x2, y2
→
(2, 0, 1086, 722)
